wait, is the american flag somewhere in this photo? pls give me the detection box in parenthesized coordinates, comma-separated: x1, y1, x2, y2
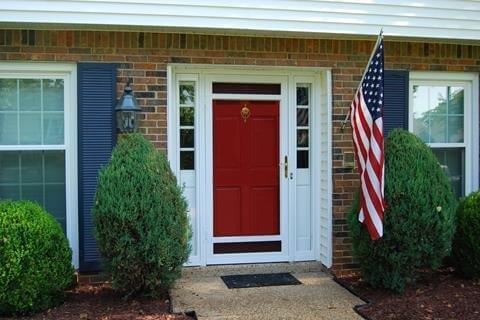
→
(350, 36, 385, 240)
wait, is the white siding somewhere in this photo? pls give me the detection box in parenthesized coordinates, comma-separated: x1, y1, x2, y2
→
(1, 0, 479, 41)
(318, 70, 333, 268)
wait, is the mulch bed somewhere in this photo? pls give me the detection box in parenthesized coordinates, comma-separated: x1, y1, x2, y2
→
(2, 284, 191, 320)
(337, 268, 480, 320)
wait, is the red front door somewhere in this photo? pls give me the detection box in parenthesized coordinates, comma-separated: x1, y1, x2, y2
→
(213, 100, 280, 237)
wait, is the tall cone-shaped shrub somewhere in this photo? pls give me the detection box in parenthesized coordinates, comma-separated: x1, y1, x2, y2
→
(93, 133, 191, 297)
(348, 129, 456, 293)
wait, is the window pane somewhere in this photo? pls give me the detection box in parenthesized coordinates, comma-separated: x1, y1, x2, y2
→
(21, 151, 43, 183)
(180, 151, 194, 170)
(21, 184, 44, 205)
(448, 87, 464, 115)
(0, 152, 19, 183)
(43, 79, 64, 111)
(179, 83, 195, 105)
(43, 112, 64, 144)
(0, 113, 18, 144)
(180, 129, 194, 148)
(426, 86, 447, 114)
(0, 79, 18, 111)
(180, 107, 194, 126)
(1, 78, 65, 146)
(413, 85, 465, 144)
(19, 112, 42, 144)
(45, 184, 66, 223)
(412, 86, 446, 143)
(429, 115, 447, 143)
(413, 115, 429, 143)
(0, 150, 66, 232)
(19, 79, 41, 111)
(296, 86, 309, 106)
(297, 129, 309, 148)
(297, 150, 309, 169)
(45, 151, 65, 183)
(297, 108, 308, 126)
(448, 116, 464, 143)
(432, 148, 464, 197)
(0, 185, 20, 200)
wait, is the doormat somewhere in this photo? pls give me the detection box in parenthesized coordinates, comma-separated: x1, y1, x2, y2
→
(221, 272, 301, 289)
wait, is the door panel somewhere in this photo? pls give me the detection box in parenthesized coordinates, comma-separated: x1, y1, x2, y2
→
(213, 100, 280, 237)
(214, 187, 242, 236)
(213, 117, 241, 169)
(250, 186, 279, 235)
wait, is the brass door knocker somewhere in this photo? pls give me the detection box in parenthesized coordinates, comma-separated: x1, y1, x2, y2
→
(241, 104, 251, 122)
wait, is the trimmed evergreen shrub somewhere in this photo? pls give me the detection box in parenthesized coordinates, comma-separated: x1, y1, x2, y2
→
(0, 201, 75, 316)
(452, 191, 480, 278)
(348, 129, 456, 293)
(93, 133, 191, 297)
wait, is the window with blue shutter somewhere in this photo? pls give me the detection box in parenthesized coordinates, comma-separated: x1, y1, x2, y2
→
(383, 70, 409, 136)
(78, 63, 116, 272)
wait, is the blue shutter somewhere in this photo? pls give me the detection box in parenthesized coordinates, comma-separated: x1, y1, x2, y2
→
(78, 63, 117, 272)
(383, 70, 409, 136)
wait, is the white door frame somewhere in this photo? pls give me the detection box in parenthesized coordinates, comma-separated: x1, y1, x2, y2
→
(167, 64, 331, 266)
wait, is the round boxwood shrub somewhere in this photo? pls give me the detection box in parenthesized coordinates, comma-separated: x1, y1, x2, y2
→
(0, 200, 75, 316)
(452, 191, 480, 278)
(348, 129, 456, 293)
(93, 133, 191, 297)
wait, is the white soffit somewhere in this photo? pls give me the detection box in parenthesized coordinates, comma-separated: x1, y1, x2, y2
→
(0, 0, 479, 41)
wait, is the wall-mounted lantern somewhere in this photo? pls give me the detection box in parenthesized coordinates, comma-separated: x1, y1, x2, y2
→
(116, 81, 141, 133)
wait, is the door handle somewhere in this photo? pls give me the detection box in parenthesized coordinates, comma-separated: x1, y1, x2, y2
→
(279, 155, 288, 179)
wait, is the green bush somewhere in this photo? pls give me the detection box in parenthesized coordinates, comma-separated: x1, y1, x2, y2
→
(93, 133, 191, 297)
(452, 191, 480, 278)
(0, 201, 75, 316)
(348, 129, 456, 293)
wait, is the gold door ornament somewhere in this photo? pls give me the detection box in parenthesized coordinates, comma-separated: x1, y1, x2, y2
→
(241, 104, 251, 122)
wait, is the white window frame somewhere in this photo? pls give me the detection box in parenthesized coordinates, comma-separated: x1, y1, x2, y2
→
(409, 71, 479, 196)
(0, 62, 78, 268)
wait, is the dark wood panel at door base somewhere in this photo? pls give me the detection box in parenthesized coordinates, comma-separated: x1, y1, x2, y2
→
(213, 241, 281, 254)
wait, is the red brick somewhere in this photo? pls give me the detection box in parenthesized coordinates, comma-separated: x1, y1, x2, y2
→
(1, 28, 479, 276)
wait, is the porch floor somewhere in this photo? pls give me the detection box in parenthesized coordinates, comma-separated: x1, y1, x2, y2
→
(170, 262, 363, 320)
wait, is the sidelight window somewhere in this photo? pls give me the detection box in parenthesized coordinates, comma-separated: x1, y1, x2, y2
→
(296, 84, 310, 169)
(178, 81, 195, 170)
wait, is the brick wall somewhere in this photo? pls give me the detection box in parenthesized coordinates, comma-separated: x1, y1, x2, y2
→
(1, 29, 479, 275)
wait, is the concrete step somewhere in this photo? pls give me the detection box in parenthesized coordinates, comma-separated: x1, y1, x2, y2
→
(180, 261, 328, 279)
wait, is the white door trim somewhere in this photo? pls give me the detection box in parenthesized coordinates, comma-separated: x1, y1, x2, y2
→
(167, 64, 331, 267)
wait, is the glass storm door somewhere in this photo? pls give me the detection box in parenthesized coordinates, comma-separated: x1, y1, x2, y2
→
(213, 100, 280, 243)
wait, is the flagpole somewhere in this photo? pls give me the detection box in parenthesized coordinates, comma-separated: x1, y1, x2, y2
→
(340, 28, 384, 131)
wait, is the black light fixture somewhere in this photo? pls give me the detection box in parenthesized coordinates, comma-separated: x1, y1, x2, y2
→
(116, 80, 141, 133)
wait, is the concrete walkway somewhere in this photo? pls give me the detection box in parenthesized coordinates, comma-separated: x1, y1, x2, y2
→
(171, 263, 364, 320)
